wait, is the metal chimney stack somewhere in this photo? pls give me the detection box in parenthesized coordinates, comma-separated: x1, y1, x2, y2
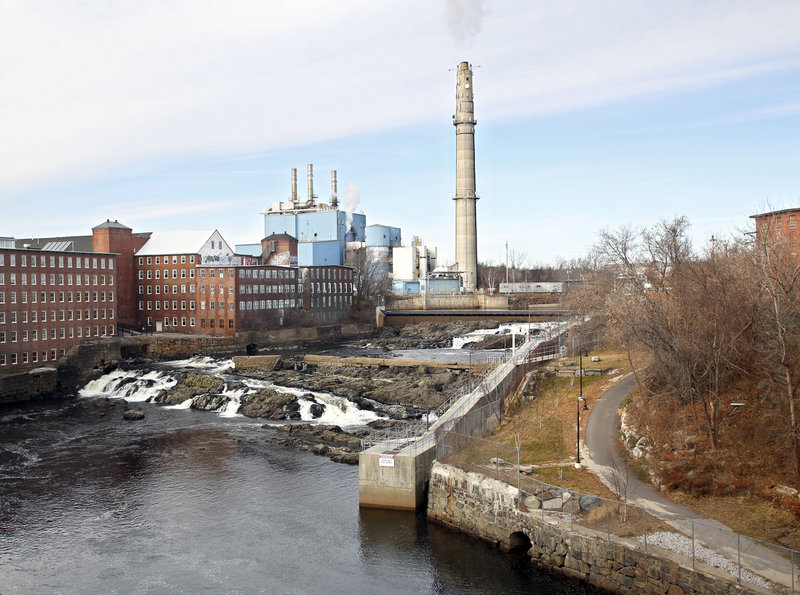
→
(307, 164, 315, 205)
(453, 60, 479, 292)
(331, 170, 338, 209)
(291, 168, 298, 204)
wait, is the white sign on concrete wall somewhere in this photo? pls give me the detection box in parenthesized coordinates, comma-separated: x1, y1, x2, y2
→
(379, 454, 395, 467)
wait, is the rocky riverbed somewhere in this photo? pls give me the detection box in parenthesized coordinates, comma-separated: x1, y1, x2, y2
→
(80, 321, 534, 465)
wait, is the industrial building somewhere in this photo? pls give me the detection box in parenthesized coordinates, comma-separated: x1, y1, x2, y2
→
(0, 239, 118, 370)
(238, 165, 366, 267)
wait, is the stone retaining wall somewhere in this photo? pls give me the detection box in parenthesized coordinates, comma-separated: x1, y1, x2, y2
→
(304, 354, 485, 373)
(0, 339, 120, 405)
(427, 463, 767, 594)
(0, 367, 58, 405)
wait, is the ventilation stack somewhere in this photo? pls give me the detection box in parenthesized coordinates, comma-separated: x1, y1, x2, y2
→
(291, 168, 298, 205)
(331, 170, 338, 209)
(307, 164, 315, 205)
(453, 60, 479, 292)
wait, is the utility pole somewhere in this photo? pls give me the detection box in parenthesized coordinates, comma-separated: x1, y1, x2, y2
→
(505, 241, 509, 284)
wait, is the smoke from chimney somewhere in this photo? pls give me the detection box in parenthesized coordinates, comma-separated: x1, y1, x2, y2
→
(344, 182, 360, 230)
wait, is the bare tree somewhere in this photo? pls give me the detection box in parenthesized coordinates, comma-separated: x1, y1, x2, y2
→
(348, 247, 389, 316)
(747, 228, 800, 481)
(574, 217, 759, 449)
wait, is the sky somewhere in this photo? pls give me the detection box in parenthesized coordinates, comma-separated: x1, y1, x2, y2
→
(1, 0, 799, 267)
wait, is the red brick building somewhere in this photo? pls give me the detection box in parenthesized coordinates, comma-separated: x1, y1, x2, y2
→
(751, 208, 800, 257)
(92, 220, 150, 327)
(134, 230, 301, 334)
(0, 241, 118, 370)
(299, 265, 353, 323)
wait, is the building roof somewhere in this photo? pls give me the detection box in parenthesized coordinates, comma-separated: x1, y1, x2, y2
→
(14, 234, 95, 252)
(751, 207, 800, 219)
(263, 232, 298, 242)
(135, 230, 219, 256)
(93, 219, 132, 230)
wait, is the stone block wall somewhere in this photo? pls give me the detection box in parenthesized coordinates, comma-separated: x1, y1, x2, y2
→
(0, 368, 58, 405)
(427, 463, 768, 595)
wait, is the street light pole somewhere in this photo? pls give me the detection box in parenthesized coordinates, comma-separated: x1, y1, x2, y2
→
(576, 351, 588, 468)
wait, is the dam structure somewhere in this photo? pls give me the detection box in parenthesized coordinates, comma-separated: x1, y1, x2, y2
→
(358, 326, 565, 510)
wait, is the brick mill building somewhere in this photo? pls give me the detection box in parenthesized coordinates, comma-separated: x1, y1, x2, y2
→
(0, 237, 118, 369)
(1, 221, 356, 370)
(134, 229, 304, 334)
(751, 208, 800, 257)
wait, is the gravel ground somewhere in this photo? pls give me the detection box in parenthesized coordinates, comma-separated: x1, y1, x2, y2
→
(638, 531, 771, 590)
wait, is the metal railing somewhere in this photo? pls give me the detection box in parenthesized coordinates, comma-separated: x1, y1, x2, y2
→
(437, 430, 799, 593)
(360, 325, 567, 452)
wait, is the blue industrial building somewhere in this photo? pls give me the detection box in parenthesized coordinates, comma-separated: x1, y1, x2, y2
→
(365, 224, 401, 248)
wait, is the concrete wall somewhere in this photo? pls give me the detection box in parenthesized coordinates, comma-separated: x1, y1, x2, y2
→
(428, 463, 767, 595)
(386, 294, 508, 311)
(359, 444, 437, 511)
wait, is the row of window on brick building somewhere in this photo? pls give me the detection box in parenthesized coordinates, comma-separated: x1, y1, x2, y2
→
(0, 253, 114, 270)
(0, 272, 114, 287)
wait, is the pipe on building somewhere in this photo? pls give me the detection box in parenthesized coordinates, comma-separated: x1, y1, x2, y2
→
(291, 168, 298, 204)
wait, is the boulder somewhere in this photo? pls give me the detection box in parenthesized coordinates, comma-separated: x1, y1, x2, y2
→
(158, 372, 224, 405)
(524, 495, 542, 510)
(309, 403, 325, 418)
(123, 409, 145, 421)
(240, 388, 300, 420)
(192, 394, 230, 411)
(542, 497, 563, 511)
(579, 495, 602, 511)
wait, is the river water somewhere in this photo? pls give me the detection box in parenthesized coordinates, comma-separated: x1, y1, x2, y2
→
(0, 350, 596, 594)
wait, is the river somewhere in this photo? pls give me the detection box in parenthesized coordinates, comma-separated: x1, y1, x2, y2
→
(0, 353, 596, 594)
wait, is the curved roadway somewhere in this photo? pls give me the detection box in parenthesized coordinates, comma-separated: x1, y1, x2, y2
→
(584, 374, 795, 588)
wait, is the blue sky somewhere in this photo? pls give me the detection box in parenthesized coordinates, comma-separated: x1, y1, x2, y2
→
(1, 1, 799, 266)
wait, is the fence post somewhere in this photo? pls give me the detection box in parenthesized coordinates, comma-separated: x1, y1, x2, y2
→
(606, 499, 610, 541)
(516, 446, 520, 497)
(495, 443, 499, 480)
(570, 494, 574, 532)
(541, 479, 545, 523)
(737, 533, 741, 585)
(642, 507, 647, 553)
(791, 549, 794, 594)
(691, 520, 695, 571)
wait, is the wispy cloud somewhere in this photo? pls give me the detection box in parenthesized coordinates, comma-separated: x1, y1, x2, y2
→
(1, 0, 799, 198)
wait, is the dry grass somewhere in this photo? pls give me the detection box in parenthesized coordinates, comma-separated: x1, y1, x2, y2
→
(484, 348, 800, 552)
(487, 350, 633, 499)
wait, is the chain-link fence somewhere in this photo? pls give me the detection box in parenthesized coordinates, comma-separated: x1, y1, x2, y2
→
(436, 429, 799, 593)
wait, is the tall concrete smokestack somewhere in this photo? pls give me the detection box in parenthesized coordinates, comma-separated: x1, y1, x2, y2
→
(291, 168, 298, 205)
(453, 60, 479, 292)
(307, 164, 315, 205)
(331, 170, 338, 209)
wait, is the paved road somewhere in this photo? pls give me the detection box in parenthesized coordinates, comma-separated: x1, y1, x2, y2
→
(584, 374, 796, 589)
